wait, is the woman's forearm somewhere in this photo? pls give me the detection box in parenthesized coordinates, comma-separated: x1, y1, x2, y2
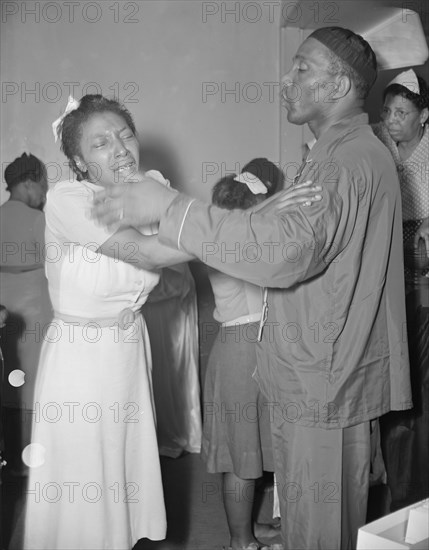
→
(98, 228, 194, 270)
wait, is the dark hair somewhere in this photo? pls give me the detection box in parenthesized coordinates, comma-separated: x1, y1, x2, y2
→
(212, 158, 284, 210)
(4, 153, 46, 191)
(58, 94, 137, 181)
(309, 27, 377, 99)
(325, 50, 371, 100)
(383, 76, 429, 118)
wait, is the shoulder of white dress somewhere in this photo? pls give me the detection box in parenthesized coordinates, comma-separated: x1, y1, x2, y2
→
(144, 170, 170, 187)
(49, 179, 91, 197)
(46, 180, 92, 216)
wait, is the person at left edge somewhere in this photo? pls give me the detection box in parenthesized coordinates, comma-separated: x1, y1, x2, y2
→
(0, 153, 52, 476)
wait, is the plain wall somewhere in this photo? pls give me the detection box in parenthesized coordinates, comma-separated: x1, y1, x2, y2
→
(0, 0, 282, 204)
(2, 1, 428, 201)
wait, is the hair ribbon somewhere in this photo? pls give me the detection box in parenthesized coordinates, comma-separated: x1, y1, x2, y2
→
(52, 95, 80, 142)
(233, 172, 267, 195)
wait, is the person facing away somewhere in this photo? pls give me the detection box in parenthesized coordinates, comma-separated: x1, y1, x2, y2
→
(203, 158, 286, 550)
(90, 26, 413, 550)
(0, 153, 52, 476)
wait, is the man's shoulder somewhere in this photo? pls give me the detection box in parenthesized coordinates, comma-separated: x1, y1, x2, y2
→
(308, 123, 399, 199)
(328, 124, 396, 174)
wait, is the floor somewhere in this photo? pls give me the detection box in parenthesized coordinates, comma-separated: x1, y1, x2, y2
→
(1, 454, 280, 550)
(1, 262, 390, 550)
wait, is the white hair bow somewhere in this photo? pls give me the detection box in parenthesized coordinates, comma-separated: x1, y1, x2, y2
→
(233, 172, 267, 195)
(52, 95, 80, 143)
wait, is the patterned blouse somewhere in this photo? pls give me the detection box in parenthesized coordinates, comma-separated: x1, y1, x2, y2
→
(372, 122, 429, 283)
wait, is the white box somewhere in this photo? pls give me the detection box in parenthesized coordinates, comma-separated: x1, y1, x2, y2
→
(357, 499, 429, 550)
(405, 501, 429, 545)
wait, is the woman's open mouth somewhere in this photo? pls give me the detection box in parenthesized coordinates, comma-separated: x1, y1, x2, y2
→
(116, 161, 136, 173)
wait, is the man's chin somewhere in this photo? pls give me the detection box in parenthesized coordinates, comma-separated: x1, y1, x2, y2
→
(286, 110, 305, 125)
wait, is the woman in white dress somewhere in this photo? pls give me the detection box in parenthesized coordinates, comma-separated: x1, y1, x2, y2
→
(22, 95, 191, 550)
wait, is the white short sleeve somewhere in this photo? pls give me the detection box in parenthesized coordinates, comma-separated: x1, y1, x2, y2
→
(46, 180, 114, 248)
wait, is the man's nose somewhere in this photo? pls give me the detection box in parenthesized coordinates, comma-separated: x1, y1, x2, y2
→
(281, 72, 293, 89)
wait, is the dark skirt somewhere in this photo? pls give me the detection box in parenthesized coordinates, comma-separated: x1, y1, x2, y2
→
(201, 322, 274, 478)
(381, 297, 429, 510)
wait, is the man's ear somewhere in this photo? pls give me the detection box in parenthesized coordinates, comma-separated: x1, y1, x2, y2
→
(332, 74, 352, 99)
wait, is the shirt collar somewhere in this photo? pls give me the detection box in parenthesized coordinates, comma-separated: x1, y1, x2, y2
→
(308, 112, 369, 158)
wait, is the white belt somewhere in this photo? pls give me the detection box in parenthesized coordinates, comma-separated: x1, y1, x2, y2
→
(54, 308, 137, 330)
(221, 312, 261, 327)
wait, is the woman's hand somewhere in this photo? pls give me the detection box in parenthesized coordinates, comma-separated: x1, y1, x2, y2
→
(414, 217, 429, 258)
